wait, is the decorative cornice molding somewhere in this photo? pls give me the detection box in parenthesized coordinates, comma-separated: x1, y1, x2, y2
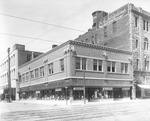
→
(69, 40, 132, 55)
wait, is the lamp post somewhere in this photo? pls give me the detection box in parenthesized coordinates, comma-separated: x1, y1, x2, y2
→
(7, 48, 11, 102)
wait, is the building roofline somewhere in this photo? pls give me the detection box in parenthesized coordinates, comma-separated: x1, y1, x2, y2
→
(19, 40, 132, 69)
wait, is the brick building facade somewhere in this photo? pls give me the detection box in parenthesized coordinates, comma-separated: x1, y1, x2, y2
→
(18, 40, 133, 102)
(0, 44, 43, 100)
(75, 3, 150, 98)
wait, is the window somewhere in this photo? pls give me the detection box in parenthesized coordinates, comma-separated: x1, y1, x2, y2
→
(60, 59, 64, 71)
(107, 61, 111, 72)
(104, 26, 107, 37)
(82, 58, 86, 70)
(22, 74, 25, 82)
(112, 62, 115, 72)
(135, 17, 138, 27)
(143, 20, 146, 30)
(147, 22, 149, 31)
(40, 66, 44, 77)
(136, 39, 138, 48)
(93, 59, 103, 71)
(121, 63, 128, 73)
(27, 54, 31, 62)
(93, 59, 97, 71)
(144, 57, 149, 71)
(144, 37, 149, 51)
(91, 36, 94, 44)
(75, 57, 80, 69)
(48, 63, 53, 74)
(35, 68, 39, 78)
(26, 72, 29, 81)
(136, 59, 139, 69)
(107, 61, 116, 72)
(113, 21, 117, 33)
(30, 70, 34, 79)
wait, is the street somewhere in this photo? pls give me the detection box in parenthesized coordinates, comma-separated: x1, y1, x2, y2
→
(0, 99, 150, 121)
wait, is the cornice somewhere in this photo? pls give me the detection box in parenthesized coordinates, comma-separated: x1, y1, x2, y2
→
(69, 41, 132, 55)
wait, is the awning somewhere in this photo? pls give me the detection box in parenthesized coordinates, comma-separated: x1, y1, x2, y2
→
(138, 84, 150, 89)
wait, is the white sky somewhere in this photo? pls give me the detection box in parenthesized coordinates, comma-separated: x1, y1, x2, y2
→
(0, 0, 150, 62)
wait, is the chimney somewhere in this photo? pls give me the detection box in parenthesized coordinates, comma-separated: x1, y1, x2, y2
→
(52, 44, 58, 49)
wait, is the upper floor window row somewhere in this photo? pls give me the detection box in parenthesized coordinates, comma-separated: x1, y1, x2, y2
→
(143, 20, 149, 31)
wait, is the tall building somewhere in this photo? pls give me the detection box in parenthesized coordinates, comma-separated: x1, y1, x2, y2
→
(0, 44, 43, 100)
(18, 40, 133, 102)
(75, 3, 150, 98)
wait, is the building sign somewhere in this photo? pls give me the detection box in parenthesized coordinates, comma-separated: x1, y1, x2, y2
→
(103, 87, 113, 90)
(73, 87, 84, 90)
(122, 88, 130, 90)
(99, 4, 129, 27)
(55, 88, 62, 91)
(36, 91, 40, 93)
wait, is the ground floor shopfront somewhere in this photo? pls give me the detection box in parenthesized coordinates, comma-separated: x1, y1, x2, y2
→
(19, 78, 132, 102)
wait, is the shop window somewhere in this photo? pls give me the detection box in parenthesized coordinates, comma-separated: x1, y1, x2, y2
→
(30, 70, 34, 79)
(113, 21, 117, 33)
(35, 68, 39, 78)
(121, 63, 128, 73)
(75, 57, 80, 69)
(107, 61, 116, 72)
(26, 72, 29, 81)
(40, 66, 44, 77)
(48, 63, 53, 74)
(60, 59, 64, 71)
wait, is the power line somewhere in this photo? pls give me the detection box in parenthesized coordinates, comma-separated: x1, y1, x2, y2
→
(0, 32, 62, 44)
(0, 13, 86, 33)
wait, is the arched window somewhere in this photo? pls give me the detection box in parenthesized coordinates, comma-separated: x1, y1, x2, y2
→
(144, 37, 149, 51)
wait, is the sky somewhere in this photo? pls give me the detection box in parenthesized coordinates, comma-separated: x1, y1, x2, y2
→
(0, 0, 150, 62)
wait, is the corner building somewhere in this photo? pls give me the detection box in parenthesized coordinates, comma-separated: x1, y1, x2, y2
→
(19, 40, 133, 102)
(0, 44, 43, 100)
(75, 3, 150, 98)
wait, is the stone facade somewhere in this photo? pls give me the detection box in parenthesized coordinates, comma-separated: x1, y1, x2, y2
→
(75, 3, 150, 98)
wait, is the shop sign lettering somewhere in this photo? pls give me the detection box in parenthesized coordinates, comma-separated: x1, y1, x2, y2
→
(73, 87, 84, 90)
(122, 88, 130, 90)
(55, 88, 62, 91)
(99, 4, 129, 27)
(103, 88, 113, 90)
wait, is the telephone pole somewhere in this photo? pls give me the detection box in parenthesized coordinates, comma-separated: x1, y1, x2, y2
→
(7, 48, 12, 102)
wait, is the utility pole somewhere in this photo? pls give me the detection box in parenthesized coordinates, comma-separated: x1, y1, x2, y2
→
(7, 48, 12, 102)
(83, 68, 86, 104)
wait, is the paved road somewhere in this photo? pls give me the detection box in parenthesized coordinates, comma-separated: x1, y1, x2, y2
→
(0, 99, 150, 121)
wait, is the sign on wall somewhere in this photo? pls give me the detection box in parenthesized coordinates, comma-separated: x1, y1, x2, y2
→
(99, 4, 129, 27)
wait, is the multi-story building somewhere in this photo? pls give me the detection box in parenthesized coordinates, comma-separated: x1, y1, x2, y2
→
(0, 44, 43, 100)
(75, 3, 150, 98)
(18, 40, 133, 102)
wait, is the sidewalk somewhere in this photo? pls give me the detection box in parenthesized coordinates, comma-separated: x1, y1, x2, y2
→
(12, 98, 147, 107)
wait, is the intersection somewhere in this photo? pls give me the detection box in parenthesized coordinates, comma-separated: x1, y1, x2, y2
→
(0, 99, 150, 121)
